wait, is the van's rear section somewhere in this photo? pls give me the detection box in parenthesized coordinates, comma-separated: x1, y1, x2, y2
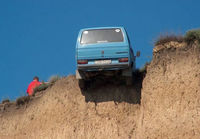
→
(75, 27, 138, 86)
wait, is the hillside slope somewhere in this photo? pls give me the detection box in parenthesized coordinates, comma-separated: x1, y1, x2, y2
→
(0, 42, 200, 139)
(0, 76, 141, 139)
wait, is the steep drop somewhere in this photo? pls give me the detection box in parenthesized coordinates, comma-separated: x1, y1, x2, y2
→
(1, 42, 200, 139)
(0, 75, 141, 139)
(137, 42, 200, 139)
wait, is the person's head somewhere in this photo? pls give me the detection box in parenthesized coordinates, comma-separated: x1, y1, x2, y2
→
(33, 76, 39, 81)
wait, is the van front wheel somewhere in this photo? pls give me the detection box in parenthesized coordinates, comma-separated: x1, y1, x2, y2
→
(126, 77, 133, 86)
(78, 79, 86, 90)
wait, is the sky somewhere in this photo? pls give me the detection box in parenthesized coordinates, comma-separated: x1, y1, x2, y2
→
(0, 0, 200, 100)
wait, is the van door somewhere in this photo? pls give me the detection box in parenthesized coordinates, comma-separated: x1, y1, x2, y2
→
(77, 28, 129, 60)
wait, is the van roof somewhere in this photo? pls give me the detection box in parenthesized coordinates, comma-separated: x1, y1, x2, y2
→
(80, 27, 125, 31)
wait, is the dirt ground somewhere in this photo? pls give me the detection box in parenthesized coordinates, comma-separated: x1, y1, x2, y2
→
(0, 43, 200, 139)
(136, 43, 200, 139)
(0, 75, 141, 139)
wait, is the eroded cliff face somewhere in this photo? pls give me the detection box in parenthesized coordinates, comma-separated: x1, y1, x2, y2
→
(137, 42, 200, 139)
(0, 76, 141, 139)
(0, 42, 200, 139)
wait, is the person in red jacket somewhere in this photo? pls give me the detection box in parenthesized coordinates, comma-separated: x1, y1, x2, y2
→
(27, 76, 42, 96)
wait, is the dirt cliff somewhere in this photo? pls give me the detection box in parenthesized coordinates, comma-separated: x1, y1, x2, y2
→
(0, 42, 200, 139)
(137, 41, 200, 139)
(0, 75, 142, 139)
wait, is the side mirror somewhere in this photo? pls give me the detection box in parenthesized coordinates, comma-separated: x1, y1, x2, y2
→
(136, 51, 140, 57)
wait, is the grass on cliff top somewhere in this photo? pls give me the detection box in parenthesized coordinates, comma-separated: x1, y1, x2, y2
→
(154, 29, 200, 46)
(14, 75, 62, 107)
(1, 99, 10, 104)
(16, 96, 30, 106)
(154, 33, 184, 46)
(185, 29, 200, 44)
(33, 75, 61, 94)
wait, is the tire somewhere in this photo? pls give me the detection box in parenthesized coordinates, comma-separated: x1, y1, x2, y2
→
(126, 77, 133, 86)
(78, 79, 86, 90)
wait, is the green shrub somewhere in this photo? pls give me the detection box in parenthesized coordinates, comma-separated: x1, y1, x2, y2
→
(33, 75, 61, 94)
(154, 34, 184, 46)
(185, 29, 200, 44)
(33, 83, 49, 94)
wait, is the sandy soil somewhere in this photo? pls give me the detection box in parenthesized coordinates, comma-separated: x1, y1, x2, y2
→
(0, 76, 141, 139)
(0, 42, 200, 139)
(137, 43, 200, 139)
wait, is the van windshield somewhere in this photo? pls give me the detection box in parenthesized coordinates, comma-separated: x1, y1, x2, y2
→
(80, 28, 124, 44)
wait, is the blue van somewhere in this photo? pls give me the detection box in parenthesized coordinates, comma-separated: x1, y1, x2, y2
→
(76, 27, 139, 86)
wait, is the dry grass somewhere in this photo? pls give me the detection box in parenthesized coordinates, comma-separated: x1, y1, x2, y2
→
(155, 29, 200, 46)
(48, 75, 61, 84)
(154, 33, 184, 46)
(1, 99, 10, 104)
(2, 75, 63, 108)
(16, 96, 30, 106)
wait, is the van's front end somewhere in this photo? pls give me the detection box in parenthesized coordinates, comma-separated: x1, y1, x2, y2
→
(76, 27, 135, 84)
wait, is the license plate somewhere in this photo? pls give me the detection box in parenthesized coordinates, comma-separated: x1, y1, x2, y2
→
(95, 60, 111, 65)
